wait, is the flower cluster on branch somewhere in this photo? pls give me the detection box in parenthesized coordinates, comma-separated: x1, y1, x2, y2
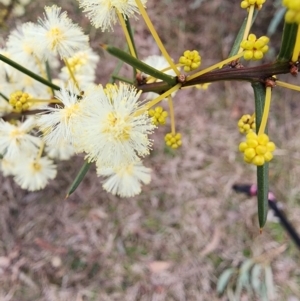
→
(0, 0, 300, 206)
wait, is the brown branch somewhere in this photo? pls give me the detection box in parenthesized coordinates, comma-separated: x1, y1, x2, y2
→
(136, 61, 293, 93)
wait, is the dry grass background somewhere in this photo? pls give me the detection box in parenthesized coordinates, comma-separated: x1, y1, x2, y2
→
(1, 0, 300, 300)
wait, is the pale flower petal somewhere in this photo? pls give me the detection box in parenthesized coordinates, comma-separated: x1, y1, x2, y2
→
(74, 83, 155, 168)
(78, 0, 147, 31)
(97, 160, 151, 197)
(0, 117, 41, 159)
(37, 82, 81, 146)
(14, 156, 57, 191)
(27, 5, 89, 60)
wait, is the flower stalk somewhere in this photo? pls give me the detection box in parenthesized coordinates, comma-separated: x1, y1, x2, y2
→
(292, 24, 300, 62)
(167, 95, 176, 135)
(240, 4, 255, 49)
(258, 86, 271, 136)
(186, 52, 244, 82)
(135, 0, 180, 76)
(276, 80, 300, 92)
(63, 58, 80, 91)
(117, 12, 137, 59)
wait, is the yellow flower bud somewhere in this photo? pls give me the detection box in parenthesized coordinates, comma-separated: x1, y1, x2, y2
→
(256, 145, 267, 155)
(266, 142, 276, 152)
(257, 134, 269, 145)
(245, 148, 256, 160)
(239, 142, 248, 152)
(244, 50, 254, 60)
(253, 50, 263, 60)
(246, 132, 257, 140)
(261, 45, 269, 53)
(252, 155, 265, 166)
(264, 152, 273, 162)
(247, 139, 258, 148)
(239, 132, 275, 166)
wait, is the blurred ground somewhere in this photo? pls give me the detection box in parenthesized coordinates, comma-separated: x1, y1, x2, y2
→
(1, 0, 300, 300)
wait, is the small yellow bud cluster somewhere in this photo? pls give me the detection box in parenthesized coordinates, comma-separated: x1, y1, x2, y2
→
(9, 91, 31, 112)
(148, 106, 168, 125)
(240, 34, 269, 60)
(237, 114, 256, 134)
(239, 132, 276, 166)
(179, 50, 201, 72)
(165, 132, 182, 149)
(283, 0, 300, 23)
(240, 0, 266, 10)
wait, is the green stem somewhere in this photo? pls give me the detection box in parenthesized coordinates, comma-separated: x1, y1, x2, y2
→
(125, 17, 137, 79)
(252, 82, 269, 230)
(277, 22, 298, 62)
(229, 10, 258, 57)
(109, 53, 125, 84)
(0, 92, 9, 101)
(66, 160, 92, 198)
(0, 54, 60, 91)
(112, 75, 134, 84)
(45, 61, 55, 96)
(125, 18, 138, 59)
(102, 44, 177, 86)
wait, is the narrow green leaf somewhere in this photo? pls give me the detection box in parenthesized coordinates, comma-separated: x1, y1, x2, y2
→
(257, 163, 269, 230)
(111, 75, 134, 84)
(277, 22, 298, 62)
(260, 283, 269, 301)
(102, 44, 177, 86)
(240, 259, 254, 276)
(264, 265, 275, 300)
(0, 92, 8, 101)
(229, 10, 258, 57)
(66, 160, 92, 198)
(251, 263, 262, 294)
(45, 61, 55, 96)
(0, 54, 60, 91)
(109, 50, 126, 84)
(252, 82, 269, 229)
(217, 268, 235, 294)
(226, 288, 236, 301)
(236, 259, 254, 299)
(267, 7, 286, 37)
